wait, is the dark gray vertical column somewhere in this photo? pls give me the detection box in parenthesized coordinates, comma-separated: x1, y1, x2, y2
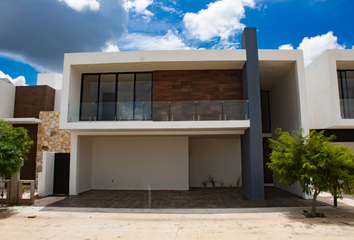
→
(240, 28, 264, 200)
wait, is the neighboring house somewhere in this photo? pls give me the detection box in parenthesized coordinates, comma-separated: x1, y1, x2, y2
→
(59, 28, 309, 199)
(306, 49, 354, 147)
(0, 74, 70, 189)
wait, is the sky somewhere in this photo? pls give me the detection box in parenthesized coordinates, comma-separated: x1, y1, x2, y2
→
(0, 0, 353, 86)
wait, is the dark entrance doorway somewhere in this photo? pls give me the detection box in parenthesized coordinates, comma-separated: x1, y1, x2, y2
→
(263, 137, 273, 184)
(53, 153, 70, 195)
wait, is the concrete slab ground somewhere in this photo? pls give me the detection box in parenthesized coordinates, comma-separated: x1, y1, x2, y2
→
(1, 189, 353, 239)
(1, 205, 354, 240)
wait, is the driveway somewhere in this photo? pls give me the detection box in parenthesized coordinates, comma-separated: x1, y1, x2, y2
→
(33, 187, 329, 209)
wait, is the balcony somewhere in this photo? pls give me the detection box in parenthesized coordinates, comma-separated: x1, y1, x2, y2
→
(67, 100, 249, 123)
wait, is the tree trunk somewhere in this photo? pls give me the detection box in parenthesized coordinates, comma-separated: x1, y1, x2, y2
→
(311, 188, 318, 217)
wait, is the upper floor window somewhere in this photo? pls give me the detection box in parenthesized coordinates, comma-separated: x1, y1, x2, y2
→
(80, 72, 152, 121)
(338, 70, 354, 118)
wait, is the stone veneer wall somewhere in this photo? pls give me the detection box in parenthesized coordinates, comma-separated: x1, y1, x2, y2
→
(36, 111, 71, 184)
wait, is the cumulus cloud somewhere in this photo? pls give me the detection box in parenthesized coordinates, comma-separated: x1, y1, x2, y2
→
(102, 43, 120, 52)
(278, 32, 345, 67)
(125, 0, 154, 19)
(57, 0, 100, 11)
(0, 0, 128, 73)
(352, 45, 354, 49)
(119, 30, 190, 50)
(183, 0, 255, 41)
(0, 70, 27, 86)
(298, 32, 345, 66)
(278, 44, 294, 50)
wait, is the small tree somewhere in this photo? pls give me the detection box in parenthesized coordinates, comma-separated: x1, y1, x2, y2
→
(268, 128, 354, 217)
(0, 119, 34, 179)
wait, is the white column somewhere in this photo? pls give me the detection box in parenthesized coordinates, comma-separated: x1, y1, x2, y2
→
(69, 132, 79, 195)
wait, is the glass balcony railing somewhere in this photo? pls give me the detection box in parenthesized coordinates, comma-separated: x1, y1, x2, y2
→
(67, 100, 249, 122)
(340, 99, 354, 119)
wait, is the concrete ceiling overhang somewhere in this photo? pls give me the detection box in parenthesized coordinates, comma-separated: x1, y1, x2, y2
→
(259, 61, 296, 91)
(337, 61, 354, 70)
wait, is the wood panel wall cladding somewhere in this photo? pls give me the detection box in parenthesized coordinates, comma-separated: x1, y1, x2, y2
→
(152, 70, 243, 121)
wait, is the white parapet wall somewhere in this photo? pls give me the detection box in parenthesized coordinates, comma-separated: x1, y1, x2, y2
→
(0, 78, 16, 118)
(37, 73, 63, 90)
(38, 152, 55, 197)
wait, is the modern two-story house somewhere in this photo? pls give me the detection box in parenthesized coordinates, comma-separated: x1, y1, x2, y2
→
(59, 28, 309, 200)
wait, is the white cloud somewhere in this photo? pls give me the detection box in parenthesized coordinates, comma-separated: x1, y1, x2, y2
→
(119, 30, 190, 50)
(278, 44, 294, 50)
(57, 0, 100, 11)
(298, 32, 345, 67)
(161, 6, 176, 13)
(278, 32, 345, 67)
(125, 0, 154, 18)
(102, 43, 120, 52)
(183, 0, 255, 41)
(212, 39, 239, 50)
(352, 45, 354, 49)
(0, 70, 27, 86)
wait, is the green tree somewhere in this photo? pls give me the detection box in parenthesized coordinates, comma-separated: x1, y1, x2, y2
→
(268, 128, 354, 216)
(0, 119, 34, 179)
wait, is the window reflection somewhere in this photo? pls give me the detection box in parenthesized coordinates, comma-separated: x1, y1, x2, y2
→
(338, 70, 354, 118)
(80, 72, 152, 121)
(80, 75, 99, 121)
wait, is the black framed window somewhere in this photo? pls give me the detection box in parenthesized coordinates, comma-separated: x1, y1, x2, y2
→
(338, 70, 354, 118)
(80, 72, 152, 121)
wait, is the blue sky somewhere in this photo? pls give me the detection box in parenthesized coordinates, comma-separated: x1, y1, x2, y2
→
(0, 0, 353, 86)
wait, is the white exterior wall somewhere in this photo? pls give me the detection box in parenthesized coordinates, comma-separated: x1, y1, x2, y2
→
(37, 152, 55, 197)
(54, 89, 62, 111)
(270, 65, 302, 134)
(91, 136, 189, 190)
(78, 136, 93, 193)
(269, 66, 307, 197)
(37, 73, 63, 90)
(306, 49, 354, 129)
(189, 137, 242, 187)
(0, 78, 16, 118)
(69, 133, 79, 195)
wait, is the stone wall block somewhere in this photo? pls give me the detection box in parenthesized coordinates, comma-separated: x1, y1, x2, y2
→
(36, 111, 71, 186)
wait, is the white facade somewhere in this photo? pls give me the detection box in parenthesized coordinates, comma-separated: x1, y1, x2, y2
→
(306, 49, 354, 129)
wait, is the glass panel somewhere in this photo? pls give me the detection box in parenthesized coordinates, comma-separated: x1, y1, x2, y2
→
(223, 100, 247, 120)
(135, 73, 152, 120)
(117, 74, 134, 120)
(170, 101, 195, 121)
(80, 75, 99, 121)
(196, 101, 222, 121)
(346, 71, 354, 98)
(338, 71, 354, 118)
(98, 74, 116, 120)
(152, 101, 170, 121)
